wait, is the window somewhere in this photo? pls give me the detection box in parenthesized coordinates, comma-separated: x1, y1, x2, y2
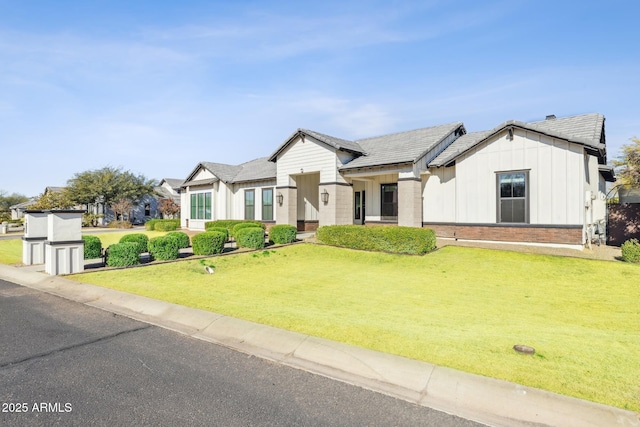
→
(497, 172, 528, 223)
(190, 192, 212, 220)
(354, 192, 361, 220)
(144, 203, 150, 216)
(245, 190, 255, 220)
(262, 188, 273, 221)
(381, 184, 398, 219)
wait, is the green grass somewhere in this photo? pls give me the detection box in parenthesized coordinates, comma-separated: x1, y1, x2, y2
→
(0, 230, 170, 264)
(0, 239, 22, 264)
(67, 244, 640, 411)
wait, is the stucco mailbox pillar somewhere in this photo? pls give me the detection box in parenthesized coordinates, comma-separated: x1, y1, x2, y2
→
(44, 210, 85, 275)
(22, 210, 49, 265)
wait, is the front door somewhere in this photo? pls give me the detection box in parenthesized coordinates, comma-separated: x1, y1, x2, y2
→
(354, 190, 366, 225)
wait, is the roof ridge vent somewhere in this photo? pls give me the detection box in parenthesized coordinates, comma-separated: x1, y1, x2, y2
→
(545, 114, 556, 120)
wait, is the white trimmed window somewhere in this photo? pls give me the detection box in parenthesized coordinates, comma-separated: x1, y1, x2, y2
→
(244, 190, 255, 220)
(190, 192, 212, 220)
(497, 171, 528, 223)
(262, 188, 273, 221)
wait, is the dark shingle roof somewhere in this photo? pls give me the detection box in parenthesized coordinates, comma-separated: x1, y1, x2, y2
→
(232, 157, 277, 183)
(340, 122, 463, 170)
(428, 130, 493, 167)
(429, 113, 606, 168)
(183, 158, 276, 187)
(527, 113, 605, 149)
(160, 178, 184, 190)
(200, 162, 243, 183)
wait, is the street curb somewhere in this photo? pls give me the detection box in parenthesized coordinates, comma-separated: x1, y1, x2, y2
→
(1, 264, 638, 427)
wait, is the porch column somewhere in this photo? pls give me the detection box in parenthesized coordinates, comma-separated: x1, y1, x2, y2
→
(319, 183, 353, 226)
(276, 186, 297, 227)
(398, 178, 422, 228)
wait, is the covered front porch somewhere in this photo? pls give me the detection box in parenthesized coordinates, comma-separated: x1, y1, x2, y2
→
(275, 170, 423, 230)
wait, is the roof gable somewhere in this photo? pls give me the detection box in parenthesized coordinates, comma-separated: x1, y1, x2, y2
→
(268, 129, 365, 162)
(183, 158, 276, 187)
(429, 113, 606, 168)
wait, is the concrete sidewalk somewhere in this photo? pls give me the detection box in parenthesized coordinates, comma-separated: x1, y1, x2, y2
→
(0, 263, 637, 427)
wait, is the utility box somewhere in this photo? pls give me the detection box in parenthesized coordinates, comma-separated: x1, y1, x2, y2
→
(22, 210, 48, 265)
(43, 210, 85, 275)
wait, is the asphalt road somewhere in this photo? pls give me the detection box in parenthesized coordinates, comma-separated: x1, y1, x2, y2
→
(0, 279, 483, 427)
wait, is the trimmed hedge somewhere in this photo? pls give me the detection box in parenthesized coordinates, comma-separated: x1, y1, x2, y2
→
(236, 227, 265, 249)
(205, 220, 264, 237)
(232, 222, 266, 238)
(316, 225, 437, 255)
(154, 219, 180, 231)
(82, 235, 102, 259)
(145, 219, 159, 230)
(192, 231, 226, 255)
(269, 224, 297, 244)
(119, 233, 149, 254)
(148, 235, 180, 261)
(106, 242, 140, 267)
(165, 231, 190, 249)
(108, 220, 133, 229)
(621, 238, 640, 263)
(207, 227, 229, 242)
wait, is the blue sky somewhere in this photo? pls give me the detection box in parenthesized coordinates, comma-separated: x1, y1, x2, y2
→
(1, 0, 639, 197)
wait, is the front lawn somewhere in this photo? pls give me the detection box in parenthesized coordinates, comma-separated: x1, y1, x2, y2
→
(65, 244, 639, 411)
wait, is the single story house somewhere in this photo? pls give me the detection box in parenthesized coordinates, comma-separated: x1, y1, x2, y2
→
(10, 199, 36, 220)
(180, 113, 615, 248)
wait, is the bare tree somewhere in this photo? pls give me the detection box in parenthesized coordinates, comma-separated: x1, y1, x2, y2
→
(111, 198, 134, 222)
(158, 198, 180, 219)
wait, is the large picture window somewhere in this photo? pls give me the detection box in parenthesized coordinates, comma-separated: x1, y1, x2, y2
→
(497, 171, 528, 223)
(245, 190, 255, 220)
(262, 188, 273, 221)
(190, 192, 212, 220)
(381, 184, 398, 219)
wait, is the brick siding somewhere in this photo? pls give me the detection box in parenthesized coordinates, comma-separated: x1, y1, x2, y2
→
(424, 223, 583, 245)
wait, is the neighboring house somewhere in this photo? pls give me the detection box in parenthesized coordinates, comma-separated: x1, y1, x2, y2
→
(181, 113, 615, 248)
(131, 178, 184, 222)
(10, 199, 36, 220)
(34, 182, 183, 225)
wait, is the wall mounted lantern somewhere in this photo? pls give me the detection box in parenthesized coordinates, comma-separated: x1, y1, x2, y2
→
(321, 189, 329, 204)
(277, 192, 284, 206)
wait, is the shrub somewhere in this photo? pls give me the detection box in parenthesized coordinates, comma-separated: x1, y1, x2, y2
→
(165, 231, 190, 249)
(145, 219, 159, 230)
(232, 222, 266, 238)
(82, 213, 102, 227)
(204, 227, 228, 241)
(269, 224, 297, 244)
(236, 227, 265, 249)
(205, 220, 264, 237)
(316, 225, 436, 255)
(154, 219, 180, 231)
(119, 233, 149, 254)
(148, 235, 180, 261)
(82, 235, 102, 259)
(192, 231, 226, 255)
(106, 242, 140, 267)
(621, 238, 640, 263)
(108, 220, 132, 229)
